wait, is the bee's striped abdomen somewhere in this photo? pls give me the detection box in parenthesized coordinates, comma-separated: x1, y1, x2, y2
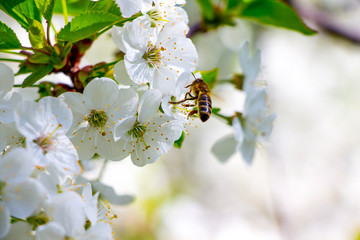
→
(198, 93, 212, 122)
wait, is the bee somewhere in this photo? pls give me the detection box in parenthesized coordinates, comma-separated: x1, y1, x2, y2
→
(169, 73, 212, 122)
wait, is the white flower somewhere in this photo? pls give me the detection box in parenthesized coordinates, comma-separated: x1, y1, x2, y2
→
(0, 148, 46, 237)
(0, 63, 22, 125)
(144, 0, 188, 30)
(211, 42, 275, 164)
(60, 77, 138, 161)
(112, 17, 198, 94)
(114, 89, 184, 166)
(14, 96, 80, 175)
(115, 0, 152, 18)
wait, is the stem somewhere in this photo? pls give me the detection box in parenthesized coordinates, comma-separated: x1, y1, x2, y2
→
(13, 84, 40, 88)
(46, 20, 51, 45)
(51, 22, 57, 34)
(61, 0, 69, 25)
(0, 58, 23, 63)
(93, 59, 120, 70)
(212, 111, 232, 125)
(0, 50, 27, 56)
(21, 46, 51, 56)
(97, 159, 108, 181)
(187, 22, 203, 38)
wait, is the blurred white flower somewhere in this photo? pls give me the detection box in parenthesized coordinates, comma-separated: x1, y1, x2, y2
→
(115, 0, 152, 18)
(14, 96, 80, 175)
(212, 42, 275, 164)
(112, 17, 197, 94)
(114, 89, 184, 166)
(60, 77, 138, 161)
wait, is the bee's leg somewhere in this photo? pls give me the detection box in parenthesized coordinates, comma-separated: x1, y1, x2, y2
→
(184, 92, 195, 99)
(187, 109, 198, 119)
(169, 97, 196, 105)
(182, 103, 196, 107)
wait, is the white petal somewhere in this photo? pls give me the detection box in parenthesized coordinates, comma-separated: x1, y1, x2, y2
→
(114, 116, 136, 141)
(0, 63, 14, 99)
(37, 172, 58, 196)
(0, 202, 10, 239)
(211, 134, 238, 163)
(0, 148, 34, 184)
(116, 87, 139, 117)
(152, 67, 177, 95)
(14, 100, 42, 140)
(116, 0, 142, 18)
(111, 26, 126, 52)
(0, 92, 22, 124)
(161, 95, 172, 116)
(113, 60, 136, 86)
(52, 193, 85, 236)
(1, 221, 34, 240)
(97, 137, 129, 161)
(244, 88, 267, 119)
(38, 96, 73, 132)
(130, 141, 161, 166)
(124, 57, 154, 85)
(80, 222, 112, 240)
(45, 135, 80, 174)
(240, 129, 256, 164)
(92, 181, 134, 205)
(121, 16, 151, 50)
(59, 92, 89, 116)
(83, 78, 119, 110)
(5, 178, 47, 218)
(138, 89, 162, 123)
(70, 128, 96, 160)
(36, 222, 65, 240)
(232, 117, 243, 143)
(238, 41, 261, 90)
(82, 184, 98, 225)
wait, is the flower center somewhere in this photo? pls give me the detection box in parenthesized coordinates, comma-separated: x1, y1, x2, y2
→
(128, 122, 147, 138)
(143, 46, 162, 68)
(34, 124, 62, 154)
(88, 109, 108, 128)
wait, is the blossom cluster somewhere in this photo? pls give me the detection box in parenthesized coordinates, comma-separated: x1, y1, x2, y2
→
(0, 1, 198, 238)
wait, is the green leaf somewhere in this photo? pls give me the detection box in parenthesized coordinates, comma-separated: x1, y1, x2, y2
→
(22, 64, 53, 87)
(240, 0, 316, 35)
(0, 21, 22, 49)
(196, 0, 215, 20)
(174, 131, 185, 149)
(87, 0, 121, 16)
(28, 19, 47, 49)
(53, 0, 90, 16)
(227, 0, 243, 10)
(34, 0, 55, 22)
(0, 0, 41, 29)
(57, 12, 119, 42)
(199, 68, 219, 90)
(28, 52, 51, 64)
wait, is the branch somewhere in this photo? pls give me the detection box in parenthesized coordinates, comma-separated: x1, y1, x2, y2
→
(287, 0, 360, 44)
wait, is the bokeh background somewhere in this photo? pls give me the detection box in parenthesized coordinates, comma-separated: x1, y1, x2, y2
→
(1, 0, 360, 239)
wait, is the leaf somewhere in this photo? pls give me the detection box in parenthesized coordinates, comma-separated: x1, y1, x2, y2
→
(196, 0, 215, 20)
(53, 0, 90, 16)
(22, 64, 53, 87)
(34, 0, 55, 22)
(227, 0, 243, 10)
(0, 21, 22, 49)
(57, 12, 119, 42)
(199, 68, 219, 90)
(0, 0, 41, 29)
(240, 0, 316, 35)
(174, 131, 185, 149)
(87, 0, 121, 16)
(28, 19, 47, 49)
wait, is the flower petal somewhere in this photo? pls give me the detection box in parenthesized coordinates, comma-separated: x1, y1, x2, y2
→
(0, 63, 14, 99)
(138, 89, 162, 123)
(114, 116, 136, 141)
(0, 202, 10, 239)
(211, 134, 238, 163)
(83, 78, 119, 110)
(36, 222, 66, 240)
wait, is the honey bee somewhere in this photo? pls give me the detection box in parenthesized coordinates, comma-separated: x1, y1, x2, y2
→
(169, 74, 212, 122)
